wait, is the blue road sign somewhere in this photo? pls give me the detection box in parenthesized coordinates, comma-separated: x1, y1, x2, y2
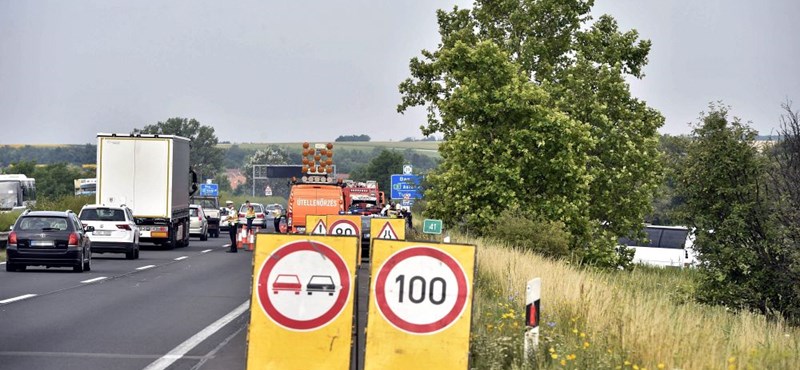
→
(390, 174, 423, 200)
(199, 183, 219, 197)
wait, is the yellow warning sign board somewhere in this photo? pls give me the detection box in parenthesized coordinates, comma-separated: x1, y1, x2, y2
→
(247, 234, 359, 370)
(306, 215, 327, 235)
(364, 239, 476, 370)
(327, 215, 363, 263)
(369, 218, 405, 242)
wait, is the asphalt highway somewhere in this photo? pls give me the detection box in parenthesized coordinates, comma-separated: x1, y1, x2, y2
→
(0, 237, 252, 370)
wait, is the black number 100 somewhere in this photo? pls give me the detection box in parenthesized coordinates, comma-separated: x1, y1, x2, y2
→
(395, 275, 446, 305)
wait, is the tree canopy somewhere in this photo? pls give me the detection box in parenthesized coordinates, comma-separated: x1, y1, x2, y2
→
(335, 134, 371, 142)
(133, 117, 223, 180)
(350, 150, 404, 193)
(398, 0, 663, 266)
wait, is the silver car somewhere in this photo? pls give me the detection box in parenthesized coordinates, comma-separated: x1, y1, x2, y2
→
(189, 205, 209, 241)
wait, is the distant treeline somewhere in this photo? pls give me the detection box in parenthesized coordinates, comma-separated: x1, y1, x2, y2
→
(335, 134, 370, 142)
(0, 145, 96, 167)
(2, 144, 439, 176)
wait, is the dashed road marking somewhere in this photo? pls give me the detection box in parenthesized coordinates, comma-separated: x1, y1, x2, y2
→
(81, 277, 108, 284)
(201, 249, 212, 253)
(0, 294, 37, 304)
(174, 256, 188, 261)
(136, 265, 156, 271)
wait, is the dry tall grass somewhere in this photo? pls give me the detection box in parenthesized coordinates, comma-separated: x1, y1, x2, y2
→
(461, 233, 800, 369)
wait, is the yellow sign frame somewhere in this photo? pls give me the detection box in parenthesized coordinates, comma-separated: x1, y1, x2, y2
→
(364, 239, 476, 370)
(247, 234, 359, 370)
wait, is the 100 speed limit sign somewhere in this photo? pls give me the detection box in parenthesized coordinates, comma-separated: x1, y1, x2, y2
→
(373, 246, 469, 334)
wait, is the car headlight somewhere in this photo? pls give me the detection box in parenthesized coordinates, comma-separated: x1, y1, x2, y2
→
(297, 227, 306, 233)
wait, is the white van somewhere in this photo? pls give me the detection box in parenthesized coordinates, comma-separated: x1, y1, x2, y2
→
(619, 225, 696, 268)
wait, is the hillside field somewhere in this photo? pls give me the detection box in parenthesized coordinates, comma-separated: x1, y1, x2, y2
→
(217, 141, 441, 157)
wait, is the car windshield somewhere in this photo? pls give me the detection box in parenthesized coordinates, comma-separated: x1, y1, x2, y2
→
(80, 208, 126, 221)
(18, 216, 69, 231)
(190, 207, 200, 217)
(0, 182, 19, 209)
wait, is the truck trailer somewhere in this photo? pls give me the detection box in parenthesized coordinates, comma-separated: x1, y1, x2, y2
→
(96, 133, 197, 248)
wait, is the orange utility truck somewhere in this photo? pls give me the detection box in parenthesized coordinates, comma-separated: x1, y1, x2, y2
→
(286, 142, 345, 233)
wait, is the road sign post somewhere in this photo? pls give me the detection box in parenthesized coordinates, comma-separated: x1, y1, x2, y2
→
(247, 234, 359, 369)
(422, 219, 443, 235)
(364, 240, 476, 370)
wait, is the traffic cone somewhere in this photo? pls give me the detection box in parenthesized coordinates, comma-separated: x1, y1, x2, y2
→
(237, 225, 247, 249)
(247, 227, 258, 251)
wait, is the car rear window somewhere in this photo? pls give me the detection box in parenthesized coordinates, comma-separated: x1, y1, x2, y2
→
(240, 205, 264, 213)
(80, 208, 126, 222)
(18, 216, 70, 231)
(190, 207, 199, 217)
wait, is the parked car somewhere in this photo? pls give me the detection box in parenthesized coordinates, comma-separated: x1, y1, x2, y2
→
(5, 210, 93, 272)
(79, 204, 140, 260)
(238, 203, 268, 229)
(189, 204, 209, 241)
(618, 225, 697, 268)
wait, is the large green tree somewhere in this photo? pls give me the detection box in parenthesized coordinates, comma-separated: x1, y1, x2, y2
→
(133, 117, 223, 180)
(676, 105, 800, 322)
(398, 0, 662, 265)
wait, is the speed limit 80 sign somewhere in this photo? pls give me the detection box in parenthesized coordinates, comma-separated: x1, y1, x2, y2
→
(365, 240, 476, 370)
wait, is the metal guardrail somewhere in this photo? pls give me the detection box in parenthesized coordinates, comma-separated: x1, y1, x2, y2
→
(0, 231, 8, 249)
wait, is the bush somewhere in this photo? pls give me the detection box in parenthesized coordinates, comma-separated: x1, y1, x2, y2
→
(33, 195, 94, 214)
(0, 210, 22, 232)
(483, 210, 571, 259)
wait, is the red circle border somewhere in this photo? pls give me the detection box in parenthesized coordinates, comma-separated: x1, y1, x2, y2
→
(256, 240, 351, 331)
(374, 246, 468, 334)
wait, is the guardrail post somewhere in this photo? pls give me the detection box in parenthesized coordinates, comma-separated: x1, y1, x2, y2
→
(524, 278, 541, 361)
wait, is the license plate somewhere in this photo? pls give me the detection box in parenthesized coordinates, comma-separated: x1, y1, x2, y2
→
(94, 230, 112, 236)
(31, 240, 54, 247)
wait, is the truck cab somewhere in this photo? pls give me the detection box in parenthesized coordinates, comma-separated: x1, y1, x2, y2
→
(287, 184, 344, 233)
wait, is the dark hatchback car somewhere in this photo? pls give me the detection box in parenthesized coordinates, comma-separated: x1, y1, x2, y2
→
(5, 210, 94, 272)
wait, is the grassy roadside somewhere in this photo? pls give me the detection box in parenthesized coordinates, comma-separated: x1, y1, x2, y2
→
(461, 233, 800, 369)
(0, 248, 5, 262)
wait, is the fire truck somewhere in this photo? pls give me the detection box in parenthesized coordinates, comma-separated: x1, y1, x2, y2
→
(342, 180, 384, 216)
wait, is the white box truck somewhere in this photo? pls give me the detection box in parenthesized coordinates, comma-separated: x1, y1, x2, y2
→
(96, 133, 197, 248)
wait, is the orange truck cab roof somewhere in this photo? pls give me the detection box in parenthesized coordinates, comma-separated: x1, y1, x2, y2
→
(287, 184, 344, 233)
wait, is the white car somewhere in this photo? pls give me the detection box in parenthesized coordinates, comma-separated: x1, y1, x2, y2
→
(189, 205, 209, 241)
(79, 204, 140, 260)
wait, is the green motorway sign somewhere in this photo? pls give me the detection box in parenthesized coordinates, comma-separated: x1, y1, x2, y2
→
(423, 219, 443, 235)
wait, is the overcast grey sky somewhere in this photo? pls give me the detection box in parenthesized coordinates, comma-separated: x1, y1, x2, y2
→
(1, 0, 798, 144)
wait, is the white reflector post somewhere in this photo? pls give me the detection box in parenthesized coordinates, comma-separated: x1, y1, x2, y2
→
(524, 278, 541, 360)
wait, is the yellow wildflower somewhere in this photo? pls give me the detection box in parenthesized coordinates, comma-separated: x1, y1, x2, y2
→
(633, 365, 639, 370)
(657, 364, 665, 370)
(624, 360, 631, 365)
(548, 347, 555, 353)
(583, 341, 590, 349)
(560, 359, 567, 366)
(567, 354, 576, 361)
(580, 332, 586, 338)
(551, 353, 558, 360)
(728, 357, 736, 363)
(572, 328, 579, 334)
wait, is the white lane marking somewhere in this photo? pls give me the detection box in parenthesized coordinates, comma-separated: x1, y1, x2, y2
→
(222, 244, 231, 248)
(174, 256, 188, 261)
(81, 276, 108, 284)
(143, 300, 250, 370)
(136, 265, 156, 270)
(0, 351, 205, 360)
(0, 262, 6, 265)
(0, 294, 37, 304)
(201, 249, 212, 253)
